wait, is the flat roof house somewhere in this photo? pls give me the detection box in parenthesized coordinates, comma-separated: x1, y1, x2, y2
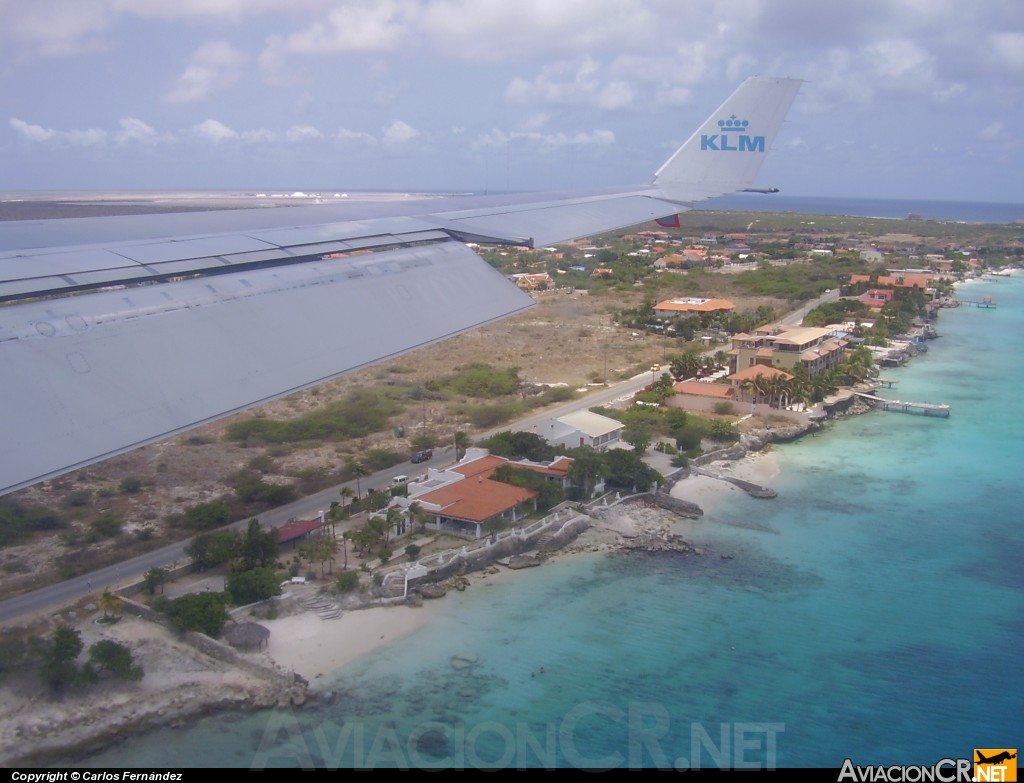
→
(533, 410, 624, 449)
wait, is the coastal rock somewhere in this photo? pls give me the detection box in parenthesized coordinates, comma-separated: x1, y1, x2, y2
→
(507, 555, 541, 569)
(451, 651, 478, 670)
(415, 727, 452, 759)
(418, 584, 447, 599)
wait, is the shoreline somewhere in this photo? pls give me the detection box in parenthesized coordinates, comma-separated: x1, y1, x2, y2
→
(0, 420, 829, 767)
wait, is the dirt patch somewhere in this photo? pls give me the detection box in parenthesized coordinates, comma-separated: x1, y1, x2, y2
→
(0, 287, 770, 601)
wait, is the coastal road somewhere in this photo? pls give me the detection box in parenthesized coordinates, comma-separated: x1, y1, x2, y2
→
(0, 369, 657, 625)
(780, 288, 841, 326)
(0, 290, 829, 626)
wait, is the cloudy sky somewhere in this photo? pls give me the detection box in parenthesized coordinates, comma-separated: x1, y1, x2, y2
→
(2, 0, 1022, 202)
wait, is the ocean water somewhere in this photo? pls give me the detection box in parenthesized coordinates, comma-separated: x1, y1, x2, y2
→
(81, 275, 1024, 769)
(695, 194, 1024, 224)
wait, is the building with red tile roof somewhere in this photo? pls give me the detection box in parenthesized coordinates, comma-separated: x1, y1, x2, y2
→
(393, 450, 575, 538)
(671, 380, 735, 399)
(276, 518, 323, 546)
(729, 327, 847, 377)
(653, 297, 735, 316)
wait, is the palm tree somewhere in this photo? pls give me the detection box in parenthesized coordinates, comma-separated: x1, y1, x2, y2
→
(386, 507, 405, 539)
(339, 486, 355, 511)
(453, 431, 470, 461)
(99, 587, 123, 621)
(340, 530, 350, 571)
(346, 457, 367, 500)
(407, 501, 430, 534)
(738, 377, 758, 404)
(567, 447, 605, 499)
(669, 353, 703, 381)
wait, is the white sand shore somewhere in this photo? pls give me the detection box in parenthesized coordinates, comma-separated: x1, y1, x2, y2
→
(259, 601, 440, 683)
(0, 445, 782, 764)
(257, 448, 781, 685)
(670, 450, 780, 515)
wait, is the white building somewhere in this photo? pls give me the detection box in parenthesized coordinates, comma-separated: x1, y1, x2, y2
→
(532, 410, 624, 449)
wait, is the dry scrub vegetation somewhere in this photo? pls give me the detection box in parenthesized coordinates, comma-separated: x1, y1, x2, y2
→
(0, 289, 677, 598)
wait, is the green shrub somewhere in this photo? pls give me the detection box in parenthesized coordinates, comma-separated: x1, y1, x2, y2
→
(335, 571, 359, 593)
(464, 403, 525, 429)
(442, 363, 520, 398)
(183, 501, 230, 531)
(163, 592, 228, 637)
(119, 477, 143, 494)
(226, 567, 281, 605)
(89, 514, 123, 538)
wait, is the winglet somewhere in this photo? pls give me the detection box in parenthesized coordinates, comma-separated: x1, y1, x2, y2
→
(651, 75, 802, 203)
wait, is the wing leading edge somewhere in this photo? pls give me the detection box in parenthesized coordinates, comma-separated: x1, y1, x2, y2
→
(0, 75, 800, 495)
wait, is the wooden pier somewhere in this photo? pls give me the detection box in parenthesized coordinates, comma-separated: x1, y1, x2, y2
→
(855, 393, 950, 417)
(955, 295, 996, 308)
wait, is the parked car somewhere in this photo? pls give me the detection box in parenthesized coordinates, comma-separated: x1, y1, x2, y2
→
(410, 449, 433, 464)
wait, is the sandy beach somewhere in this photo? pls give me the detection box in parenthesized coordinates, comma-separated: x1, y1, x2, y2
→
(255, 447, 781, 683)
(259, 596, 442, 682)
(0, 447, 779, 765)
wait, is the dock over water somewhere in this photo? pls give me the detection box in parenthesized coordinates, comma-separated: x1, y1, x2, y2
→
(955, 295, 996, 308)
(856, 393, 951, 417)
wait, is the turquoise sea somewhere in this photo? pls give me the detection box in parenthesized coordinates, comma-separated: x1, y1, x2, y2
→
(82, 275, 1024, 770)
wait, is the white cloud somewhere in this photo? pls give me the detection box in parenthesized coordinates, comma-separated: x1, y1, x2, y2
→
(505, 57, 617, 108)
(518, 114, 550, 133)
(192, 119, 238, 142)
(474, 126, 614, 151)
(978, 122, 1007, 142)
(335, 128, 378, 145)
(988, 32, 1024, 72)
(286, 124, 324, 142)
(9, 117, 107, 146)
(261, 0, 413, 81)
(381, 120, 419, 144)
(0, 1, 113, 59)
(163, 40, 246, 104)
(115, 117, 163, 145)
(595, 80, 635, 111)
(9, 117, 57, 142)
(240, 128, 277, 143)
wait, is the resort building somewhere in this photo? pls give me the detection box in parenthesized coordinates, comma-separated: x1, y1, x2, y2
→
(511, 272, 555, 291)
(653, 297, 736, 317)
(532, 410, 624, 449)
(393, 450, 574, 539)
(728, 326, 848, 378)
(849, 272, 934, 289)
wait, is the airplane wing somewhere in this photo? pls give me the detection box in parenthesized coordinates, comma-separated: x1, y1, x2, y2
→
(0, 75, 801, 495)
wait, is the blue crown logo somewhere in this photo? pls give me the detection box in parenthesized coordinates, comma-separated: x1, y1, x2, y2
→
(717, 115, 751, 133)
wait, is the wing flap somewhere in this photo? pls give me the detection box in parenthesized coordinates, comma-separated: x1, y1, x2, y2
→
(431, 192, 684, 247)
(0, 241, 534, 495)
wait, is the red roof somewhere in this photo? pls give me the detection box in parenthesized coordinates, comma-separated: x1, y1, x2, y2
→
(451, 454, 506, 480)
(672, 381, 735, 399)
(418, 478, 536, 523)
(276, 518, 322, 544)
(727, 366, 795, 382)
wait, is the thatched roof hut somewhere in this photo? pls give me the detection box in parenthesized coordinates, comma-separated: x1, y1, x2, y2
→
(224, 622, 271, 650)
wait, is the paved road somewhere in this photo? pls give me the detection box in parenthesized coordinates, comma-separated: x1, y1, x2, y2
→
(3, 292, 840, 626)
(0, 370, 657, 625)
(780, 288, 841, 325)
